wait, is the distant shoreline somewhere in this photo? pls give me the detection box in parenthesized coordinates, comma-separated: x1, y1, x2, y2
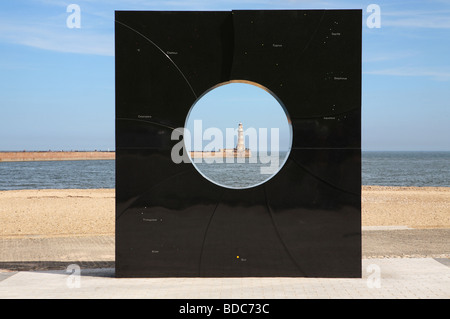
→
(0, 151, 115, 162)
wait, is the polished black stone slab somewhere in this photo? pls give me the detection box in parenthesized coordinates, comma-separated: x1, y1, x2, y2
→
(115, 10, 361, 278)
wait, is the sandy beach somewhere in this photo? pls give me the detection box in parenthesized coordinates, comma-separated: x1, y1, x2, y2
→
(0, 189, 115, 238)
(362, 186, 450, 229)
(0, 186, 448, 238)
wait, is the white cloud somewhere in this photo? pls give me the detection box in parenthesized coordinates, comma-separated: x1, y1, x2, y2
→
(364, 66, 450, 81)
(0, 17, 114, 56)
(362, 51, 418, 63)
(382, 9, 450, 29)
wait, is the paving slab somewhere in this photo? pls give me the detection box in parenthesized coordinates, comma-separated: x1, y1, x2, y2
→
(0, 258, 448, 299)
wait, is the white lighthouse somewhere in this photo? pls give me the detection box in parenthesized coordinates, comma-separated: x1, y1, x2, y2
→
(190, 122, 250, 159)
(236, 122, 245, 153)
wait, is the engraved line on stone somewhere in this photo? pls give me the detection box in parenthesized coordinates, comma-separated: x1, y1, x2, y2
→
(115, 19, 197, 99)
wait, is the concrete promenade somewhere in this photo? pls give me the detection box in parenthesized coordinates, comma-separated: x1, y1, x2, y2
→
(0, 228, 449, 299)
(0, 258, 449, 299)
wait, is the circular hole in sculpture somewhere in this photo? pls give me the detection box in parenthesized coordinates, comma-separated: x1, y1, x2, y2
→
(184, 81, 292, 189)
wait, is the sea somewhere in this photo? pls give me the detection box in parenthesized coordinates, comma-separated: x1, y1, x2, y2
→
(193, 153, 290, 189)
(0, 151, 448, 190)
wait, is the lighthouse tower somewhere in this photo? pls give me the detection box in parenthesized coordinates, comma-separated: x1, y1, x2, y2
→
(236, 122, 245, 153)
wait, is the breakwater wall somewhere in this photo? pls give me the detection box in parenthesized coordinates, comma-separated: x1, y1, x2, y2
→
(0, 151, 115, 162)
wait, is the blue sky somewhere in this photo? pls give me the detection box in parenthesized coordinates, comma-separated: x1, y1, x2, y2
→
(0, 0, 449, 151)
(185, 82, 292, 152)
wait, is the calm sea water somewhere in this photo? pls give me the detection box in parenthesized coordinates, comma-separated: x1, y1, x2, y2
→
(0, 160, 115, 191)
(193, 153, 289, 189)
(0, 152, 448, 190)
(362, 151, 450, 187)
